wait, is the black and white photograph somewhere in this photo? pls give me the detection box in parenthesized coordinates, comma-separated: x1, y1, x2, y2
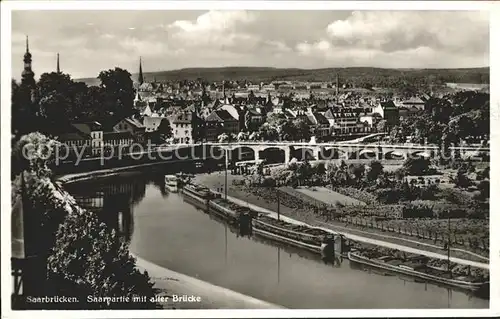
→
(1, 0, 498, 317)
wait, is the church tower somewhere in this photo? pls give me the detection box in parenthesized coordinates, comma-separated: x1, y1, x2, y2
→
(21, 36, 35, 88)
(138, 56, 144, 85)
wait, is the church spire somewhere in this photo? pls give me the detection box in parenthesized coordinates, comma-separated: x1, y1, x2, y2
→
(56, 53, 60, 73)
(138, 56, 144, 85)
(21, 35, 35, 88)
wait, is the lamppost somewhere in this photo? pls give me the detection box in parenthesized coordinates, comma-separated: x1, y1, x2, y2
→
(224, 145, 229, 200)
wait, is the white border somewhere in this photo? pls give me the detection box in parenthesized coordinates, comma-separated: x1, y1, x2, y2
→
(1, 1, 499, 318)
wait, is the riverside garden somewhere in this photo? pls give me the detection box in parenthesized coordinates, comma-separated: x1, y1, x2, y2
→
(225, 156, 490, 262)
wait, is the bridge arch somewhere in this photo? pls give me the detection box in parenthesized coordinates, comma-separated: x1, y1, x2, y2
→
(384, 150, 407, 160)
(258, 147, 287, 164)
(408, 150, 431, 160)
(319, 147, 340, 160)
(348, 149, 378, 160)
(229, 146, 258, 163)
(291, 147, 316, 161)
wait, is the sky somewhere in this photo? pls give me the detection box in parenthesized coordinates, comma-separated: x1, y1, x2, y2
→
(11, 10, 490, 80)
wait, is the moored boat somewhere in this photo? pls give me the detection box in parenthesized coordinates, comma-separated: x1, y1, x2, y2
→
(183, 183, 214, 200)
(207, 198, 258, 223)
(347, 251, 489, 292)
(164, 175, 178, 192)
(252, 215, 347, 257)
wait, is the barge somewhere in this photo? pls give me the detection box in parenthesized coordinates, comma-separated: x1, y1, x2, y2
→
(181, 183, 219, 211)
(164, 175, 178, 193)
(252, 215, 347, 257)
(183, 183, 214, 200)
(348, 251, 489, 293)
(208, 199, 254, 223)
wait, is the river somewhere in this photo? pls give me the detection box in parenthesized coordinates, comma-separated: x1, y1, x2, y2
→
(64, 169, 488, 309)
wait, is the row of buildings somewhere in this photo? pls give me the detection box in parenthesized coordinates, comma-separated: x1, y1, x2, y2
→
(57, 84, 427, 156)
(17, 46, 428, 156)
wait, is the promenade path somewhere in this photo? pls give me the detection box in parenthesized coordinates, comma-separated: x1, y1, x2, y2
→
(212, 191, 490, 270)
(133, 254, 283, 309)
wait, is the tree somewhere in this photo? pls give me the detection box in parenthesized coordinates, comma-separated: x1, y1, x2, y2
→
(16, 132, 159, 309)
(279, 120, 297, 141)
(12, 79, 41, 135)
(37, 72, 74, 98)
(237, 131, 248, 142)
(81, 86, 106, 121)
(366, 160, 384, 182)
(453, 169, 472, 189)
(258, 123, 279, 141)
(480, 167, 489, 180)
(349, 164, 365, 184)
(402, 156, 431, 175)
(297, 161, 313, 185)
(293, 118, 311, 142)
(335, 166, 350, 186)
(36, 72, 90, 127)
(326, 163, 338, 186)
(376, 120, 387, 133)
(47, 206, 158, 309)
(477, 180, 490, 200)
(454, 115, 475, 141)
(98, 68, 135, 121)
(12, 132, 60, 178)
(38, 90, 72, 128)
(157, 119, 173, 143)
(217, 133, 229, 143)
(313, 162, 326, 178)
(267, 113, 287, 130)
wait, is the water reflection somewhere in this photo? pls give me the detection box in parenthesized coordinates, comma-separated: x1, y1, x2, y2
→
(66, 174, 146, 241)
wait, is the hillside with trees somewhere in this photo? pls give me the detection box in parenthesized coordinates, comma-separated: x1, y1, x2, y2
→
(77, 66, 489, 87)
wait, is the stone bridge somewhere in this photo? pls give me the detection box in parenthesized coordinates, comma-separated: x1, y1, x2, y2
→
(205, 142, 489, 164)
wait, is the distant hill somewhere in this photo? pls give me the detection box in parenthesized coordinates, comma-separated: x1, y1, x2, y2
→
(76, 66, 490, 87)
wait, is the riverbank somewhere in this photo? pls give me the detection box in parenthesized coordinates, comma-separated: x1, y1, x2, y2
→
(56, 159, 191, 184)
(192, 172, 489, 269)
(133, 255, 283, 309)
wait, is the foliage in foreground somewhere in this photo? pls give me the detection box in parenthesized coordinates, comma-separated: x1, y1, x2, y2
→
(47, 205, 158, 309)
(13, 132, 159, 309)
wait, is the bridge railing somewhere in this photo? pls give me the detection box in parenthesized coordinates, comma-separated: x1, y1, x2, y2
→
(204, 141, 489, 151)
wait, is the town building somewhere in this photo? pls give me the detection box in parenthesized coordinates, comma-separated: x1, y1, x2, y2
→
(324, 109, 361, 134)
(58, 121, 135, 156)
(359, 113, 382, 129)
(398, 106, 421, 121)
(307, 111, 330, 139)
(113, 117, 146, 142)
(205, 109, 239, 142)
(171, 112, 196, 144)
(244, 107, 266, 130)
(144, 117, 165, 133)
(372, 100, 400, 127)
(401, 96, 426, 110)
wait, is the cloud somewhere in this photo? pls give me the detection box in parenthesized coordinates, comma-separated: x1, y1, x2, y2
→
(166, 10, 259, 51)
(169, 10, 255, 33)
(10, 10, 489, 80)
(324, 11, 489, 54)
(297, 11, 489, 68)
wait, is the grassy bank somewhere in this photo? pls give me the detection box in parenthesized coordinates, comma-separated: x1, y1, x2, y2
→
(193, 172, 488, 263)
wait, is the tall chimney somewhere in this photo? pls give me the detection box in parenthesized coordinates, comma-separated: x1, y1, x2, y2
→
(336, 74, 339, 103)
